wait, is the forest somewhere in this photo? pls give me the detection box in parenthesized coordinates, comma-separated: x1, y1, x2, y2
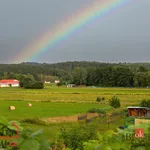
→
(0, 61, 150, 87)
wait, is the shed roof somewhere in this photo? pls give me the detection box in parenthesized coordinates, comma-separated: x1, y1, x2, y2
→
(127, 106, 150, 110)
(0, 79, 19, 83)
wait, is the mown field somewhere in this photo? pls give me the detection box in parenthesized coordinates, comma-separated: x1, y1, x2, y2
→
(0, 100, 109, 120)
(0, 85, 150, 105)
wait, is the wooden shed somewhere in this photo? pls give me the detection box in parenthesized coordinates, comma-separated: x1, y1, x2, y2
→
(127, 106, 150, 118)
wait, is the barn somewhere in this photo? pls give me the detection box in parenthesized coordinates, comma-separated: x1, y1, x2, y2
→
(0, 79, 20, 87)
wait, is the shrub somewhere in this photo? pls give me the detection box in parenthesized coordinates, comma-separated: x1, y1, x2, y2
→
(109, 96, 121, 108)
(57, 82, 63, 86)
(96, 97, 101, 102)
(88, 108, 106, 114)
(60, 124, 97, 150)
(96, 96, 105, 102)
(32, 82, 44, 89)
(102, 97, 105, 100)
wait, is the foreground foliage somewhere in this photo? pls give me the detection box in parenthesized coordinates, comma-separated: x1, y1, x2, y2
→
(0, 116, 51, 150)
(83, 124, 150, 150)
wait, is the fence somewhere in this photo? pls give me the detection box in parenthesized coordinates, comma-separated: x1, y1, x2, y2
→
(78, 113, 87, 121)
(78, 112, 126, 130)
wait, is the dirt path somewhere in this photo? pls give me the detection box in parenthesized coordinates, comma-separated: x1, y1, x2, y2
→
(42, 115, 78, 123)
(42, 113, 99, 123)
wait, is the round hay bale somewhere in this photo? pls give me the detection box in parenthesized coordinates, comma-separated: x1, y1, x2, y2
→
(27, 103, 32, 107)
(8, 106, 16, 110)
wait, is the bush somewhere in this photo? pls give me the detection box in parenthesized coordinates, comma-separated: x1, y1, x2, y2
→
(96, 97, 101, 102)
(60, 124, 97, 150)
(109, 96, 121, 108)
(140, 99, 150, 108)
(102, 97, 105, 100)
(32, 82, 44, 89)
(88, 108, 106, 114)
(96, 96, 105, 102)
(57, 82, 63, 86)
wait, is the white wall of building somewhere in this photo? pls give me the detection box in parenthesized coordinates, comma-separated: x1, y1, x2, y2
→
(0, 83, 19, 87)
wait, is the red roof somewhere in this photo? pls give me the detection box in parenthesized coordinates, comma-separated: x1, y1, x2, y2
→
(0, 79, 19, 84)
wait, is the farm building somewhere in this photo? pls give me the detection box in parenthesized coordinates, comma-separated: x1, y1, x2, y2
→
(55, 80, 60, 84)
(0, 79, 20, 87)
(127, 106, 150, 118)
(67, 84, 76, 88)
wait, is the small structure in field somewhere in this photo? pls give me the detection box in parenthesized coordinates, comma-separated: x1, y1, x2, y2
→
(127, 106, 150, 118)
(8, 106, 16, 110)
(0, 79, 19, 87)
(44, 81, 51, 84)
(67, 84, 76, 88)
(55, 80, 60, 84)
(27, 103, 32, 107)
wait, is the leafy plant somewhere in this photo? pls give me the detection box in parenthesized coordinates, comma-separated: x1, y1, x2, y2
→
(0, 116, 51, 150)
(109, 96, 121, 108)
(13, 128, 51, 150)
(0, 116, 23, 149)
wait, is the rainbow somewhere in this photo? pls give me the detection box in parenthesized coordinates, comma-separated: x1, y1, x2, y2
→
(12, 0, 130, 63)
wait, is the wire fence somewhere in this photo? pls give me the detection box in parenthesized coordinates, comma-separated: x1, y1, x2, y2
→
(78, 111, 127, 130)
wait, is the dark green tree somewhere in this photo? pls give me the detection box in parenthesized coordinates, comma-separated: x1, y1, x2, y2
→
(73, 67, 87, 85)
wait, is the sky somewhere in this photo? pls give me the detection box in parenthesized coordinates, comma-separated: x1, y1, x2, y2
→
(0, 0, 150, 64)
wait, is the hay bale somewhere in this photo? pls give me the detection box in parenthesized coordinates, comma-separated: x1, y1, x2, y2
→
(27, 103, 32, 107)
(8, 106, 15, 110)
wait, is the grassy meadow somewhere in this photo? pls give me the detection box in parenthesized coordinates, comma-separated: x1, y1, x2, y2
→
(0, 85, 150, 139)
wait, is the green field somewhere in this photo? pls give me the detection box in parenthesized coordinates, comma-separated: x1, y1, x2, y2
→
(0, 100, 109, 120)
(1, 85, 150, 105)
(1, 86, 148, 140)
(0, 86, 150, 120)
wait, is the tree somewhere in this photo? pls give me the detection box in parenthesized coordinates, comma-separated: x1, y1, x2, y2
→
(86, 67, 97, 86)
(113, 67, 134, 87)
(22, 77, 36, 89)
(73, 67, 87, 85)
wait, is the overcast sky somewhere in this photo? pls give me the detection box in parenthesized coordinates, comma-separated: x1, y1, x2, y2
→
(0, 0, 150, 64)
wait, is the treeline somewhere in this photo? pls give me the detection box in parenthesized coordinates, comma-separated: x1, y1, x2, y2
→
(0, 61, 150, 87)
(72, 66, 150, 87)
